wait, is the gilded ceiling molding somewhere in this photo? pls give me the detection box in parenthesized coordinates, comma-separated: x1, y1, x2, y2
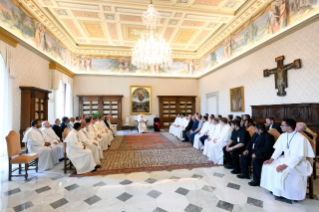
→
(0, 27, 19, 48)
(49, 62, 74, 78)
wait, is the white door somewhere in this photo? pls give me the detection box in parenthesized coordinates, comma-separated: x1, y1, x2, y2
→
(207, 96, 217, 115)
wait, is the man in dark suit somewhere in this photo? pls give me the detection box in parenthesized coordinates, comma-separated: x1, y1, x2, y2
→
(266, 117, 282, 133)
(223, 120, 251, 174)
(182, 115, 193, 141)
(52, 118, 63, 141)
(238, 123, 275, 186)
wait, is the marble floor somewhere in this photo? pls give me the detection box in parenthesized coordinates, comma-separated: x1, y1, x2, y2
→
(1, 156, 319, 212)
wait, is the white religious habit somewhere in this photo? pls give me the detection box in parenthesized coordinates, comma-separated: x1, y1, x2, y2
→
(41, 126, 64, 160)
(176, 118, 190, 139)
(137, 115, 148, 133)
(203, 123, 221, 156)
(107, 119, 117, 136)
(203, 124, 232, 164)
(64, 129, 96, 174)
(169, 116, 180, 134)
(89, 123, 108, 150)
(22, 127, 55, 171)
(193, 121, 210, 150)
(78, 128, 101, 165)
(260, 132, 314, 200)
(94, 121, 112, 147)
(99, 120, 114, 144)
(84, 126, 104, 159)
(172, 117, 185, 136)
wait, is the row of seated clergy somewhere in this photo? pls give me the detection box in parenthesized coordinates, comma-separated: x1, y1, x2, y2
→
(23, 116, 115, 174)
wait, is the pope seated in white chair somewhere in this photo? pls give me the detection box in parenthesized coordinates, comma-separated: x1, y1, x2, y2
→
(138, 114, 148, 133)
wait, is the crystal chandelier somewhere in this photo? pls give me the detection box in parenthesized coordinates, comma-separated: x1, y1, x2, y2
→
(132, 0, 172, 69)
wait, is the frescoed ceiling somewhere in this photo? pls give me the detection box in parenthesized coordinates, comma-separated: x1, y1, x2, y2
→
(18, 0, 271, 59)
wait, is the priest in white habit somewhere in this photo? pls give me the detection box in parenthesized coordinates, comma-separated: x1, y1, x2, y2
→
(169, 114, 181, 134)
(41, 121, 64, 160)
(93, 117, 112, 147)
(64, 122, 97, 174)
(176, 115, 191, 139)
(137, 114, 148, 133)
(261, 119, 315, 201)
(204, 118, 232, 164)
(84, 117, 104, 158)
(193, 116, 210, 150)
(203, 118, 222, 156)
(22, 119, 55, 171)
(89, 117, 108, 150)
(98, 116, 114, 143)
(172, 114, 186, 136)
(78, 120, 102, 168)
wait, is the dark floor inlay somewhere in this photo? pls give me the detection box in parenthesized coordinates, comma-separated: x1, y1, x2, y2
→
(35, 186, 51, 194)
(191, 174, 203, 179)
(216, 200, 234, 212)
(119, 180, 133, 185)
(4, 188, 21, 196)
(247, 197, 263, 208)
(153, 207, 168, 212)
(93, 181, 107, 187)
(64, 184, 80, 191)
(117, 192, 133, 202)
(169, 176, 180, 180)
(84, 195, 102, 205)
(213, 172, 224, 178)
(51, 175, 64, 180)
(13, 201, 33, 212)
(227, 182, 240, 190)
(184, 203, 203, 212)
(50, 198, 69, 209)
(175, 187, 190, 195)
(147, 190, 162, 199)
(145, 178, 157, 184)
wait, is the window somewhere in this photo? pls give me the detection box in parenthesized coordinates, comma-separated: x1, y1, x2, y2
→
(55, 80, 73, 120)
(0, 54, 12, 158)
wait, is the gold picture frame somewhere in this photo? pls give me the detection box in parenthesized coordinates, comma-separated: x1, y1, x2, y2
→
(230, 86, 245, 112)
(130, 86, 152, 115)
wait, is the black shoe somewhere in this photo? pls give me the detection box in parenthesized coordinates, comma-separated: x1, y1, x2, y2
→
(237, 174, 250, 179)
(270, 191, 273, 195)
(95, 165, 101, 169)
(91, 168, 97, 172)
(248, 181, 260, 186)
(59, 158, 64, 162)
(224, 165, 234, 169)
(231, 169, 241, 174)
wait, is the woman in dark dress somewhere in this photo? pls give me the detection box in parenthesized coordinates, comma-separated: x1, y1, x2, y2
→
(154, 115, 160, 132)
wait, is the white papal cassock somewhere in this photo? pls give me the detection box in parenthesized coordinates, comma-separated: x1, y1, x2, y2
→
(260, 132, 314, 200)
(107, 119, 117, 136)
(65, 129, 96, 174)
(138, 115, 148, 133)
(169, 117, 180, 134)
(78, 129, 101, 165)
(193, 121, 210, 150)
(23, 128, 55, 171)
(176, 118, 190, 139)
(41, 127, 64, 160)
(89, 123, 107, 151)
(203, 124, 232, 164)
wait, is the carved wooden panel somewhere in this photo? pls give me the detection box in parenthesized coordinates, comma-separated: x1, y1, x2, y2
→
(268, 106, 285, 122)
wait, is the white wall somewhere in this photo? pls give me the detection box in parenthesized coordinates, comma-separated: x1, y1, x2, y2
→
(74, 75, 199, 125)
(199, 21, 319, 117)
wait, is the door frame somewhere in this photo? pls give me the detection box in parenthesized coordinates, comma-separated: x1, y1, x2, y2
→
(205, 91, 219, 115)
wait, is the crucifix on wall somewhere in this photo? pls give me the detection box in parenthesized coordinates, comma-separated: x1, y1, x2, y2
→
(263, 56, 301, 96)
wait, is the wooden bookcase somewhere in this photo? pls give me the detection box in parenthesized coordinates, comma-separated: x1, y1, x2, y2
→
(77, 95, 123, 130)
(19, 87, 51, 147)
(158, 96, 196, 129)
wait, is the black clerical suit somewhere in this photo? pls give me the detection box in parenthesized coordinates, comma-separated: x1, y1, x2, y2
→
(223, 127, 251, 171)
(52, 124, 63, 141)
(266, 123, 282, 134)
(182, 119, 193, 142)
(60, 122, 67, 135)
(240, 132, 275, 183)
(154, 117, 160, 132)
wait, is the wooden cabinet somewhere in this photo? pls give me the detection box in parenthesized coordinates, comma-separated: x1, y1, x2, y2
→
(158, 96, 196, 129)
(78, 95, 123, 130)
(19, 87, 51, 147)
(251, 103, 319, 154)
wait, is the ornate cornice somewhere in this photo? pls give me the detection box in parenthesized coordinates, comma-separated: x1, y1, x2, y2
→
(49, 62, 74, 78)
(0, 27, 19, 47)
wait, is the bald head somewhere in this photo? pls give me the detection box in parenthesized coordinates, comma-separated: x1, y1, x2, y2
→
(42, 121, 50, 128)
(296, 122, 307, 132)
(70, 117, 75, 122)
(80, 119, 86, 128)
(55, 118, 61, 125)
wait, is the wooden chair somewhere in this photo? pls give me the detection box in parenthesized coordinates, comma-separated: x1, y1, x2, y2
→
(247, 126, 255, 137)
(62, 129, 74, 173)
(306, 127, 317, 180)
(6, 131, 39, 181)
(268, 128, 280, 141)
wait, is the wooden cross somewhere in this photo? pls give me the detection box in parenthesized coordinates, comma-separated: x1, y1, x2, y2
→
(263, 56, 301, 96)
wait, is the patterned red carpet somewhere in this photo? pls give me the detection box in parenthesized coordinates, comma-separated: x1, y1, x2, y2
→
(70, 133, 217, 177)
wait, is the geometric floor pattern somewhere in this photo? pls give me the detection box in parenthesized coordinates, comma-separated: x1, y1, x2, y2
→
(1, 162, 319, 212)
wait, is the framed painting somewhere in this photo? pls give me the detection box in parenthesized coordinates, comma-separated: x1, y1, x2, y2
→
(130, 86, 151, 115)
(230, 86, 245, 112)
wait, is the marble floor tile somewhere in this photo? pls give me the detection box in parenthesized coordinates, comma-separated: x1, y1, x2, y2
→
(49, 198, 68, 209)
(12, 201, 33, 212)
(247, 197, 263, 208)
(116, 192, 133, 202)
(175, 187, 190, 195)
(216, 200, 234, 212)
(184, 203, 203, 212)
(147, 190, 162, 199)
(34, 186, 51, 194)
(84, 195, 102, 205)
